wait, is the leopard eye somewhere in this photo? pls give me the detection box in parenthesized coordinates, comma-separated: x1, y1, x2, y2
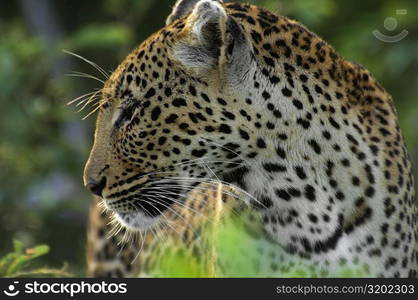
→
(114, 105, 135, 128)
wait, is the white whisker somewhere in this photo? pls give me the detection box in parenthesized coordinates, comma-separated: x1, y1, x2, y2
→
(63, 49, 109, 79)
(66, 71, 105, 84)
(67, 90, 99, 106)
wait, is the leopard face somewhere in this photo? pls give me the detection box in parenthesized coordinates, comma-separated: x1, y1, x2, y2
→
(83, 0, 417, 277)
(84, 1, 260, 230)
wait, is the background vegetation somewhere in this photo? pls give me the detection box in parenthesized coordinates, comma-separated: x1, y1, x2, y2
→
(0, 0, 417, 276)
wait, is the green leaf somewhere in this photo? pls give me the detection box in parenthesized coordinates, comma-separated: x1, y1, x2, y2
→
(26, 245, 50, 259)
(0, 241, 53, 277)
(13, 240, 24, 254)
(6, 244, 50, 276)
(0, 253, 18, 277)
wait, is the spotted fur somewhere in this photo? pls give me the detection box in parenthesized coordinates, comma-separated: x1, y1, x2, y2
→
(84, 0, 417, 277)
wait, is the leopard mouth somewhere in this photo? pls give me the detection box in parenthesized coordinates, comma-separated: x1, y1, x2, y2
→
(103, 178, 190, 230)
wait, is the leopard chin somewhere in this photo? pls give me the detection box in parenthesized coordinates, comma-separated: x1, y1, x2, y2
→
(115, 211, 160, 231)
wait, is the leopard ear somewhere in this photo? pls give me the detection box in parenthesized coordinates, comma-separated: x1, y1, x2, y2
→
(166, 0, 223, 25)
(170, 0, 254, 84)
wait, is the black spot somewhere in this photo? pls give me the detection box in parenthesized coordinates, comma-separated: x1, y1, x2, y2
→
(365, 186, 375, 197)
(275, 189, 291, 201)
(222, 111, 235, 120)
(304, 185, 316, 201)
(165, 114, 178, 123)
(137, 50, 145, 59)
(266, 122, 275, 129)
(164, 88, 172, 97)
(182, 139, 191, 146)
(263, 56, 275, 67)
(346, 134, 359, 146)
(219, 124, 232, 134)
(300, 74, 308, 82)
(172, 98, 187, 107)
(273, 110, 282, 118)
(151, 106, 161, 121)
(251, 30, 262, 43)
(370, 145, 379, 156)
(179, 123, 189, 129)
(352, 176, 360, 186)
(308, 214, 318, 223)
(191, 149, 207, 158)
(201, 93, 211, 103)
(288, 187, 301, 197)
(188, 113, 198, 123)
(138, 131, 147, 138)
(297, 118, 310, 129)
(335, 191, 345, 201)
(262, 90, 271, 100)
(205, 126, 215, 132)
(341, 159, 350, 167)
(277, 133, 288, 140)
(308, 139, 321, 154)
(322, 131, 331, 139)
(314, 85, 323, 94)
(189, 85, 197, 96)
(294, 166, 307, 180)
(385, 257, 398, 269)
(276, 146, 286, 159)
(239, 129, 250, 140)
(282, 87, 292, 97)
(257, 138, 267, 148)
(329, 117, 340, 129)
(146, 143, 155, 151)
(292, 99, 303, 110)
(270, 76, 280, 84)
(144, 88, 156, 98)
(158, 136, 167, 145)
(253, 195, 273, 209)
(217, 98, 227, 106)
(263, 163, 286, 172)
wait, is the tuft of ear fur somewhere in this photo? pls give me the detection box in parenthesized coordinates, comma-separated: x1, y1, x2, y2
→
(171, 1, 227, 72)
(170, 0, 254, 85)
(166, 0, 223, 25)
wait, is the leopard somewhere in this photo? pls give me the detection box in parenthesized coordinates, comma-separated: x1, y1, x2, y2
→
(83, 0, 418, 277)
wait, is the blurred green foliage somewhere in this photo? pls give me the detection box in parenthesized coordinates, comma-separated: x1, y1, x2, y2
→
(147, 213, 368, 277)
(0, 0, 417, 276)
(0, 240, 70, 277)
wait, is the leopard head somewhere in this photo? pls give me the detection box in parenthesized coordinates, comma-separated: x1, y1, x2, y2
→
(84, 0, 275, 230)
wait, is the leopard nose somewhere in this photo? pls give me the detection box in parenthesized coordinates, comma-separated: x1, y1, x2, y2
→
(85, 176, 107, 197)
